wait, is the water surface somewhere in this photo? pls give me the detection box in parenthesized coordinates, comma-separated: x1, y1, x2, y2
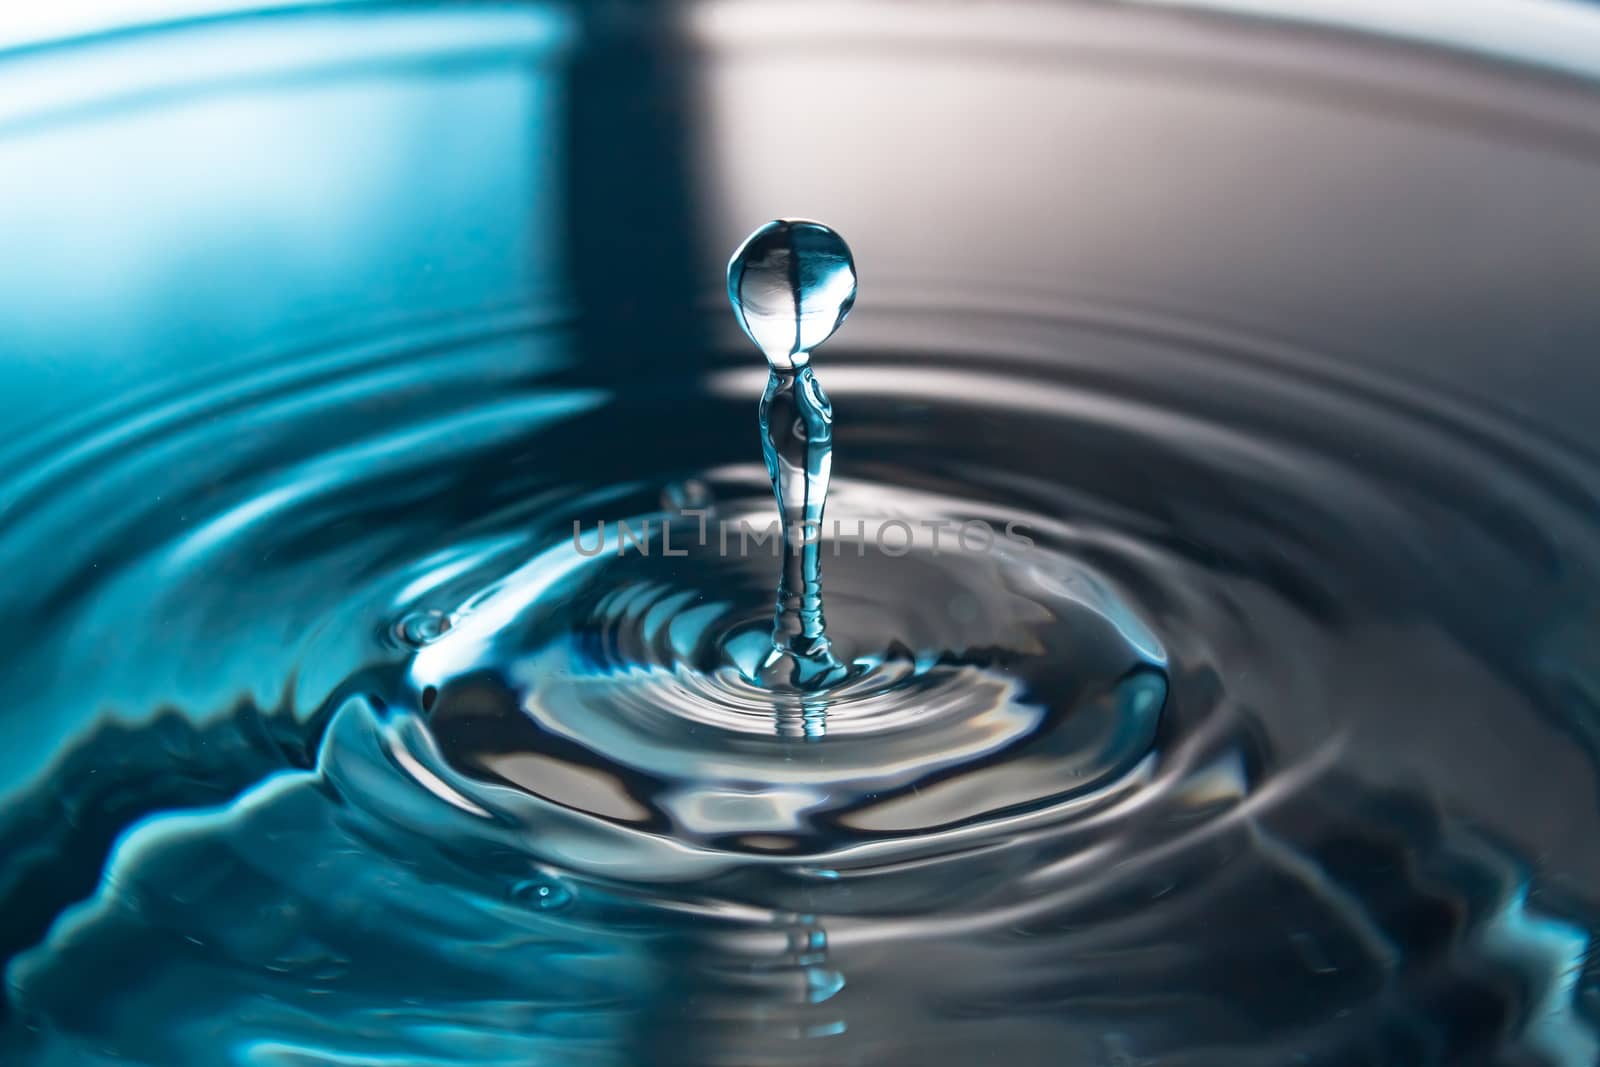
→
(4, 4, 1600, 1066)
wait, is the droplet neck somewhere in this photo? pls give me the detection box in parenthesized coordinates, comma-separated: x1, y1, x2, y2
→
(759, 364, 846, 692)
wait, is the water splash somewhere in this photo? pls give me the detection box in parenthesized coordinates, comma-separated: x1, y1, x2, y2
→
(728, 220, 857, 695)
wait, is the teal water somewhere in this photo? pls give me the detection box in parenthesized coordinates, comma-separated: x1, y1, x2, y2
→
(3, 6, 1600, 1067)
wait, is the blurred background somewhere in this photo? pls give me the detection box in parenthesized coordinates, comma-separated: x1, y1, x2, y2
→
(4, 0, 1600, 445)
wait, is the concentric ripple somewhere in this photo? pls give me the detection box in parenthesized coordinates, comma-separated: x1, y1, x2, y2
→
(3, 305, 1600, 1065)
(408, 482, 1167, 859)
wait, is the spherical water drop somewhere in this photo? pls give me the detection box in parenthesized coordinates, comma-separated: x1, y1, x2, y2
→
(726, 219, 857, 372)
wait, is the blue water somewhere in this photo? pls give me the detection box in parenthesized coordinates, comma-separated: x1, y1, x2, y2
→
(4, 7, 1600, 1067)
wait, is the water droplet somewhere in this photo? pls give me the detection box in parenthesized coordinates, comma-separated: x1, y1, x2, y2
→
(728, 220, 856, 697)
(393, 610, 452, 648)
(510, 877, 572, 911)
(726, 219, 856, 372)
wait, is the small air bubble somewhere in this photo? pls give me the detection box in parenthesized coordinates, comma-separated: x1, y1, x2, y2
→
(394, 610, 453, 648)
(510, 877, 572, 911)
